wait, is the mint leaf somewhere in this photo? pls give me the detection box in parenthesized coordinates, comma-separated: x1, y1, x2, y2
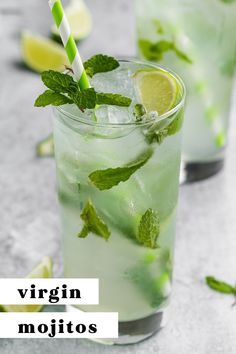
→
(96, 93, 131, 107)
(137, 209, 160, 249)
(84, 54, 119, 77)
(89, 148, 153, 190)
(173, 45, 193, 64)
(220, 59, 235, 77)
(71, 88, 97, 109)
(125, 261, 166, 308)
(220, 0, 235, 3)
(138, 39, 163, 61)
(206, 276, 236, 294)
(34, 90, 73, 107)
(146, 129, 169, 145)
(134, 103, 146, 121)
(78, 200, 111, 240)
(138, 39, 192, 64)
(41, 70, 77, 93)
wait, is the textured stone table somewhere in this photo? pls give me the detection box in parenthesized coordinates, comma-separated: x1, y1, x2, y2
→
(0, 1, 236, 353)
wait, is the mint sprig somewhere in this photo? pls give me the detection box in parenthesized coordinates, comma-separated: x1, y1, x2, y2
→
(206, 276, 236, 295)
(34, 70, 131, 110)
(138, 39, 192, 64)
(137, 209, 160, 249)
(89, 148, 153, 190)
(84, 54, 119, 77)
(78, 200, 111, 240)
(35, 54, 131, 111)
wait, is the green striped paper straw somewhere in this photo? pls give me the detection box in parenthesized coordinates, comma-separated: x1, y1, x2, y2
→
(48, 0, 90, 90)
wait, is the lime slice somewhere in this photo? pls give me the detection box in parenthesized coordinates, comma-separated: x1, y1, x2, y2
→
(36, 134, 54, 158)
(0, 256, 53, 312)
(51, 0, 92, 42)
(134, 70, 178, 115)
(21, 31, 69, 73)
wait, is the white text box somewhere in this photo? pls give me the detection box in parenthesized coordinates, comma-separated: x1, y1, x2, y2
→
(0, 279, 99, 305)
(0, 312, 118, 338)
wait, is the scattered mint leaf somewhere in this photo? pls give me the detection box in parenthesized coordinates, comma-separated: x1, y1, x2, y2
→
(96, 93, 131, 107)
(137, 209, 160, 249)
(84, 54, 119, 77)
(71, 88, 97, 109)
(34, 90, 73, 107)
(206, 276, 236, 294)
(89, 148, 153, 190)
(138, 38, 192, 64)
(78, 200, 111, 240)
(134, 103, 147, 121)
(41, 70, 77, 93)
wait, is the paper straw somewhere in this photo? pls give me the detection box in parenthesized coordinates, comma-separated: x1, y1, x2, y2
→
(48, 0, 90, 90)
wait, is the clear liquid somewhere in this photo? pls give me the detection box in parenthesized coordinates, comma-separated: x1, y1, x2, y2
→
(53, 61, 183, 323)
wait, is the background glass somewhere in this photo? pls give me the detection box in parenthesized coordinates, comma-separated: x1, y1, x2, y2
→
(136, 0, 236, 182)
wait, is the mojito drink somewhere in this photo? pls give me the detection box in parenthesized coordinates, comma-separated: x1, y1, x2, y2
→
(136, 0, 236, 181)
(35, 56, 185, 344)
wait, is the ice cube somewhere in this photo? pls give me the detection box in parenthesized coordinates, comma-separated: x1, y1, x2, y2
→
(94, 105, 134, 124)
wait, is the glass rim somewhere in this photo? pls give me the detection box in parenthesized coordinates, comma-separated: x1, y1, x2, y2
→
(54, 58, 186, 128)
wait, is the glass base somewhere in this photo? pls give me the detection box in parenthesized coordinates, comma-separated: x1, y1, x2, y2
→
(180, 159, 224, 183)
(66, 305, 166, 345)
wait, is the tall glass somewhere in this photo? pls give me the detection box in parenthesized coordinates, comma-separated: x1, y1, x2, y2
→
(53, 60, 185, 344)
(136, 0, 236, 182)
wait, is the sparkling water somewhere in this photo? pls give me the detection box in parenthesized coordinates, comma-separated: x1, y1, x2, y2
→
(53, 60, 184, 342)
(136, 0, 236, 163)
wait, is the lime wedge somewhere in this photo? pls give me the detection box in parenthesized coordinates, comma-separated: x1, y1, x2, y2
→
(134, 70, 178, 115)
(36, 134, 54, 158)
(0, 256, 53, 312)
(21, 31, 69, 73)
(51, 0, 92, 43)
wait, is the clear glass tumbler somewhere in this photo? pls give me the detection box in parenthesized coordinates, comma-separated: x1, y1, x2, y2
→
(53, 60, 185, 344)
(136, 0, 236, 182)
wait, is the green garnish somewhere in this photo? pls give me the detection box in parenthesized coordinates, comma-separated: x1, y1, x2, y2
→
(145, 128, 168, 145)
(41, 70, 78, 93)
(34, 55, 131, 110)
(35, 90, 73, 107)
(35, 72, 131, 110)
(220, 0, 235, 3)
(220, 59, 236, 77)
(206, 276, 236, 295)
(133, 103, 146, 121)
(89, 148, 153, 190)
(137, 208, 160, 249)
(138, 39, 192, 64)
(84, 54, 119, 77)
(78, 200, 111, 240)
(96, 93, 131, 107)
(36, 134, 54, 157)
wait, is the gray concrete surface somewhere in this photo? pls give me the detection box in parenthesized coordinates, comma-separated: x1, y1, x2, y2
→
(0, 0, 236, 353)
